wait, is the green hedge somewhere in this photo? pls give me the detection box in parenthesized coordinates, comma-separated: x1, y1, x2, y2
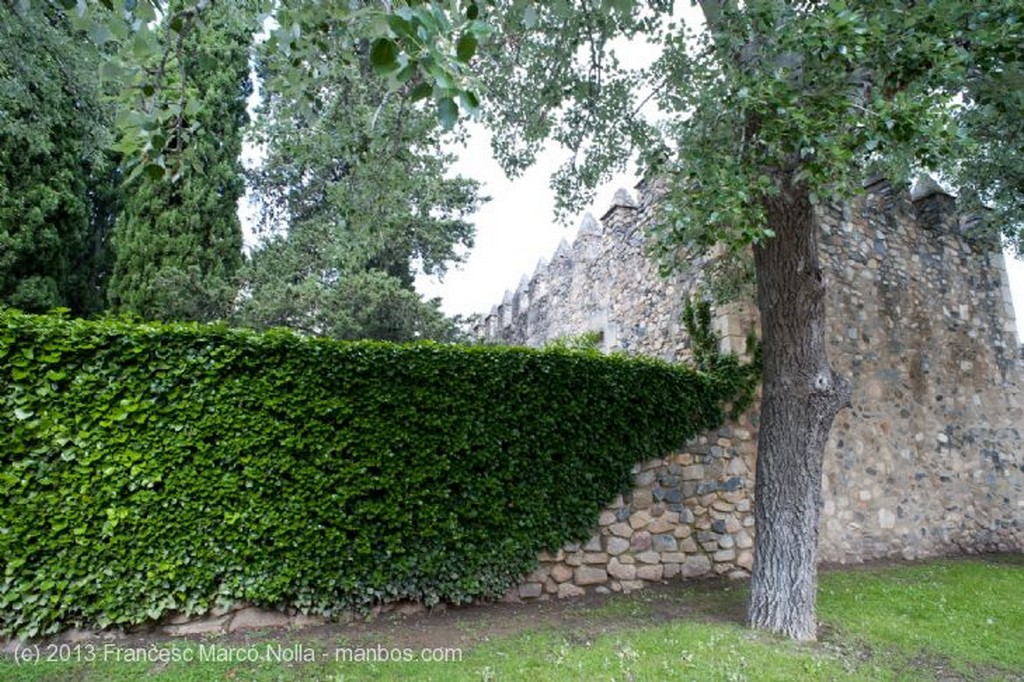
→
(0, 309, 755, 637)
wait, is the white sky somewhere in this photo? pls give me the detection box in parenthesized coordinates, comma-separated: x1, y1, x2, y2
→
(414, 135, 1024, 344)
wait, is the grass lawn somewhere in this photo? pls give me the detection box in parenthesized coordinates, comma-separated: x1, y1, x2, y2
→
(1, 555, 1021, 681)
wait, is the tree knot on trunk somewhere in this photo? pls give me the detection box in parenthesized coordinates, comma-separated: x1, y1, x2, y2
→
(808, 368, 853, 415)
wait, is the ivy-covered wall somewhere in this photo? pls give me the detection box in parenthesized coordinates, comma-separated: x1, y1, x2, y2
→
(0, 309, 754, 637)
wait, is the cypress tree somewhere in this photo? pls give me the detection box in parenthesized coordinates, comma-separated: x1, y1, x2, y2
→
(107, 3, 251, 322)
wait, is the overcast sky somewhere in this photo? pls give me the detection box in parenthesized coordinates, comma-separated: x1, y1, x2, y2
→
(414, 129, 1024, 343)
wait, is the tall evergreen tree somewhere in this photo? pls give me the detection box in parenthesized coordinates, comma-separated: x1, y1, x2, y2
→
(0, 4, 118, 315)
(235, 52, 483, 341)
(106, 2, 251, 322)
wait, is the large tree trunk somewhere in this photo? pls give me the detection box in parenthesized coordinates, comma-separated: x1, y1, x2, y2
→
(746, 176, 851, 640)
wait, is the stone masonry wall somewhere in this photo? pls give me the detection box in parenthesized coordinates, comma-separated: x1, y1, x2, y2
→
(479, 179, 1024, 602)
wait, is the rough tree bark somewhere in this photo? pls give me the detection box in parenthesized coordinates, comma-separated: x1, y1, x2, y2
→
(747, 174, 852, 640)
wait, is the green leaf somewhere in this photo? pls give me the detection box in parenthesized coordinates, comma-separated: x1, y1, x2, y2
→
(436, 96, 459, 130)
(456, 33, 478, 63)
(98, 60, 122, 81)
(409, 81, 432, 102)
(134, 0, 156, 22)
(460, 90, 481, 116)
(88, 21, 112, 45)
(143, 163, 165, 181)
(370, 38, 400, 71)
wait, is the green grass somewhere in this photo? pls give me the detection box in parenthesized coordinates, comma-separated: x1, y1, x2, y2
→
(2, 556, 1021, 681)
(818, 556, 1024, 676)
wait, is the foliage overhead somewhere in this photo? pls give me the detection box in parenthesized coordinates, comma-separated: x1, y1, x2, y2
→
(0, 307, 756, 638)
(76, 1, 1023, 256)
(73, 0, 494, 180)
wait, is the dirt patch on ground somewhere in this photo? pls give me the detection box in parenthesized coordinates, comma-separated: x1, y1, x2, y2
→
(107, 577, 749, 655)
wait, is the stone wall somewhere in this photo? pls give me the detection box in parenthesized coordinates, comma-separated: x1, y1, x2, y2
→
(478, 179, 1024, 601)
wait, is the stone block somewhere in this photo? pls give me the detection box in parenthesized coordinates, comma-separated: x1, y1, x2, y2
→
(610, 522, 634, 538)
(713, 548, 737, 563)
(629, 510, 653, 529)
(635, 470, 657, 486)
(526, 566, 549, 583)
(518, 583, 543, 599)
(558, 583, 586, 599)
(630, 531, 652, 552)
(636, 550, 661, 564)
(652, 534, 678, 552)
(161, 617, 229, 637)
(564, 551, 585, 567)
(678, 537, 699, 553)
(636, 565, 664, 581)
(682, 465, 705, 480)
(574, 566, 608, 586)
(647, 518, 676, 534)
(228, 608, 290, 633)
(550, 564, 574, 583)
(291, 613, 327, 628)
(538, 549, 564, 562)
(680, 555, 713, 578)
(632, 489, 654, 509)
(607, 558, 636, 580)
(606, 537, 630, 556)
(584, 552, 609, 565)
